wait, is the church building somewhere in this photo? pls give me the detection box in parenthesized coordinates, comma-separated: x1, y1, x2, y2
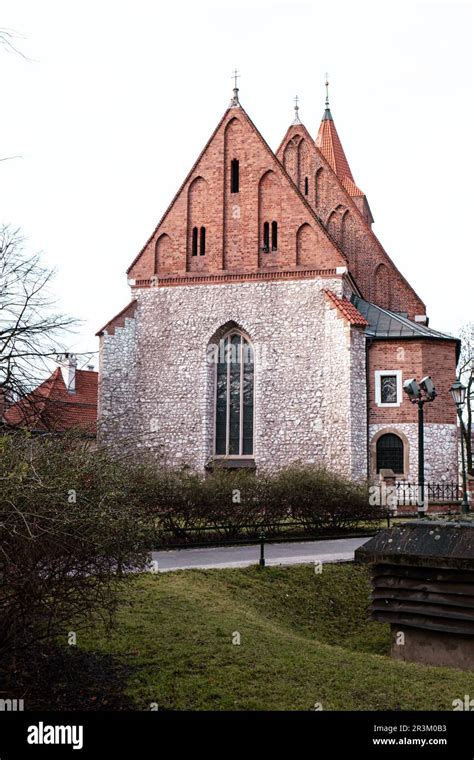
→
(97, 82, 459, 484)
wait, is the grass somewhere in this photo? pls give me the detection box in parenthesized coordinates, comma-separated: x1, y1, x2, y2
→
(75, 563, 474, 711)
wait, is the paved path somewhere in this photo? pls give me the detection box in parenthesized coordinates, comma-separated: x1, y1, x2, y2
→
(151, 536, 371, 572)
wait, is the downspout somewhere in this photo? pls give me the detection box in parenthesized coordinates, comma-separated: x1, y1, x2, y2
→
(365, 336, 373, 480)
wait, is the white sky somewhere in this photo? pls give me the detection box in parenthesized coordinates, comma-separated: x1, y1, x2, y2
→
(1, 0, 473, 370)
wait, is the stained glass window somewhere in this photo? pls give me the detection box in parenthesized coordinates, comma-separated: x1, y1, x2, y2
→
(214, 332, 254, 456)
(380, 374, 397, 404)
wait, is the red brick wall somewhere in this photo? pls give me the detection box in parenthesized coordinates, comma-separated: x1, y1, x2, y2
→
(128, 105, 426, 324)
(127, 109, 347, 282)
(368, 339, 458, 426)
(276, 125, 426, 320)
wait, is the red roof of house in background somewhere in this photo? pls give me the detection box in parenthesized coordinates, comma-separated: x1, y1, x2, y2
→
(3, 367, 98, 435)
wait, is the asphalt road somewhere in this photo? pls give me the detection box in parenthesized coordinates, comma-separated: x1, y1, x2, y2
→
(150, 536, 371, 572)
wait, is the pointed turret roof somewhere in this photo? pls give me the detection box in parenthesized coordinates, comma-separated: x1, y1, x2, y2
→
(315, 79, 365, 199)
(316, 106, 365, 196)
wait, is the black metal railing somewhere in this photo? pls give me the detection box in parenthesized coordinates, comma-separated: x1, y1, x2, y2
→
(156, 516, 391, 551)
(394, 482, 462, 506)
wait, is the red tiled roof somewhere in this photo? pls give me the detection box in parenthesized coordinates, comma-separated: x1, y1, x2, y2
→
(341, 175, 365, 198)
(323, 289, 369, 327)
(4, 367, 98, 434)
(316, 111, 364, 198)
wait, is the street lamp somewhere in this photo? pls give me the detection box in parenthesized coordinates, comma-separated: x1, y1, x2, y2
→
(403, 376, 437, 517)
(450, 379, 470, 514)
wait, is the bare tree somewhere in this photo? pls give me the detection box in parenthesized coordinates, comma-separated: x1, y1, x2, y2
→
(0, 226, 76, 408)
(0, 27, 29, 163)
(457, 322, 474, 476)
(0, 27, 28, 59)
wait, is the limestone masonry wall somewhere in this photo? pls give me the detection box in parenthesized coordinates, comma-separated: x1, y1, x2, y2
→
(98, 277, 368, 479)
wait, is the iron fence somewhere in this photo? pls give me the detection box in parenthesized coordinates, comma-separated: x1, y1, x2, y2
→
(394, 481, 462, 506)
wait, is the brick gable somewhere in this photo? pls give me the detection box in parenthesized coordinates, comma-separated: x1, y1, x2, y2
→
(127, 106, 346, 284)
(276, 119, 426, 321)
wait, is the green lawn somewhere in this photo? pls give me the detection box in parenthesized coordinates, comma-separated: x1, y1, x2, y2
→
(77, 563, 474, 711)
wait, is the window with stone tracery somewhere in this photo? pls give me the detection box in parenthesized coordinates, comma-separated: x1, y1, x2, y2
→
(215, 331, 254, 456)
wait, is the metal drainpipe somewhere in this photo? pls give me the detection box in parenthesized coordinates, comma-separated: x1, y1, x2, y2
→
(365, 336, 373, 480)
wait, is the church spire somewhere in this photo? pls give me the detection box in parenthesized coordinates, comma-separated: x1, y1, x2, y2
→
(323, 73, 333, 121)
(315, 76, 373, 224)
(316, 76, 354, 183)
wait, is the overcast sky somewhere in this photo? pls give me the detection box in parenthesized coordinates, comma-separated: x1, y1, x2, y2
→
(1, 0, 473, 370)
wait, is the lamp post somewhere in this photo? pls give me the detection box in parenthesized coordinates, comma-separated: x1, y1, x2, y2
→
(403, 376, 437, 517)
(450, 379, 470, 514)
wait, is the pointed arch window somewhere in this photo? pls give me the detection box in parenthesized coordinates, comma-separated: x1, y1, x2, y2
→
(271, 221, 278, 251)
(231, 158, 240, 193)
(215, 331, 254, 456)
(199, 226, 206, 256)
(192, 226, 198, 256)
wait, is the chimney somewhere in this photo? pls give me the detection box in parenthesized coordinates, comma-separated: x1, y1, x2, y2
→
(57, 352, 77, 394)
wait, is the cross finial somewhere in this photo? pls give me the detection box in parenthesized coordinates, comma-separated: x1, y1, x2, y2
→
(325, 72, 330, 108)
(230, 69, 240, 107)
(292, 94, 301, 125)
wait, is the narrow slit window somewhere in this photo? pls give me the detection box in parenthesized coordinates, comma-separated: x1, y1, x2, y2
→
(263, 222, 270, 252)
(271, 221, 278, 251)
(231, 159, 239, 193)
(192, 226, 198, 256)
(315, 167, 323, 206)
(304, 176, 309, 195)
(200, 226, 206, 256)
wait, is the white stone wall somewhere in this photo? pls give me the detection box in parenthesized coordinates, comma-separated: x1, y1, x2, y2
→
(369, 422, 458, 483)
(98, 278, 368, 479)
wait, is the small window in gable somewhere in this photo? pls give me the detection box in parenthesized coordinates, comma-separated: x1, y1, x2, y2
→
(199, 226, 206, 256)
(192, 226, 198, 256)
(304, 176, 309, 196)
(263, 222, 270, 252)
(271, 221, 278, 251)
(231, 159, 239, 193)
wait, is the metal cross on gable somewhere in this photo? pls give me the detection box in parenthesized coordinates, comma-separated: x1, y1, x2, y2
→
(230, 69, 241, 107)
(292, 94, 301, 124)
